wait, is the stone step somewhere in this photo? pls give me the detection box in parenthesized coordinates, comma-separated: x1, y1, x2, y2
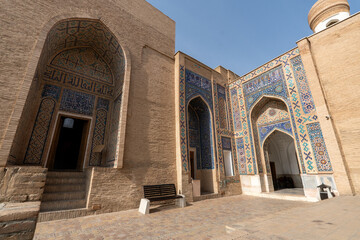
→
(40, 199, 86, 212)
(193, 193, 221, 202)
(45, 177, 86, 185)
(47, 171, 85, 179)
(44, 184, 85, 193)
(42, 191, 86, 202)
(38, 208, 94, 222)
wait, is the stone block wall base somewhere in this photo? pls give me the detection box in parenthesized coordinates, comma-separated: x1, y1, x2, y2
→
(0, 201, 40, 240)
(0, 166, 47, 202)
(240, 175, 262, 193)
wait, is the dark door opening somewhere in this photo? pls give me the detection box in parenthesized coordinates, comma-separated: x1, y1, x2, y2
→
(270, 162, 278, 190)
(53, 117, 88, 170)
(190, 151, 195, 179)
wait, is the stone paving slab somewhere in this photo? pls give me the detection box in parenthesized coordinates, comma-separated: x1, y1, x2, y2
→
(34, 195, 360, 240)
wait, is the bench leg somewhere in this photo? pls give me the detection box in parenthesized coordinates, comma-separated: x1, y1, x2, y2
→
(139, 198, 150, 214)
(175, 195, 186, 208)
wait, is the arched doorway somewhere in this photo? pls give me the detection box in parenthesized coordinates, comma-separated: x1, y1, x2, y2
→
(263, 130, 303, 193)
(187, 97, 216, 194)
(9, 18, 126, 171)
(250, 96, 304, 194)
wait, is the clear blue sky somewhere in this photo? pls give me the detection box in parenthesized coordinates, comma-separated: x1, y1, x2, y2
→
(146, 0, 360, 76)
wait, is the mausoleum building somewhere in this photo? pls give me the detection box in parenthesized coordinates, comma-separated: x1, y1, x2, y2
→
(0, 0, 360, 238)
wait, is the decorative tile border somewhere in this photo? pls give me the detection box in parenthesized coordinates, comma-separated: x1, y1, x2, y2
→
(307, 122, 333, 172)
(24, 85, 61, 164)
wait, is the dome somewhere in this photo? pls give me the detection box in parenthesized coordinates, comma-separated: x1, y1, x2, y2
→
(308, 0, 350, 33)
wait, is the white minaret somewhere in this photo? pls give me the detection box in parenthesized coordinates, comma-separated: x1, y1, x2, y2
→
(308, 0, 350, 33)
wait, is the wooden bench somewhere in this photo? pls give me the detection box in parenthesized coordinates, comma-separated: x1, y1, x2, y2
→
(138, 184, 186, 214)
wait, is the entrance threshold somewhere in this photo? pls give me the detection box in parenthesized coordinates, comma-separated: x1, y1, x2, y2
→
(243, 188, 318, 202)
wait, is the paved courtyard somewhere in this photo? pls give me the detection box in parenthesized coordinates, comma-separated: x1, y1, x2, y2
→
(34, 195, 360, 240)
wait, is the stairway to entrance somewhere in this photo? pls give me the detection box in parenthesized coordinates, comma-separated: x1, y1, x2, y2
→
(39, 171, 90, 222)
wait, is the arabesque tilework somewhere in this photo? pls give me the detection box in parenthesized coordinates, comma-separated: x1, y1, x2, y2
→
(60, 89, 95, 116)
(236, 137, 247, 174)
(178, 48, 332, 180)
(307, 122, 332, 172)
(228, 48, 330, 175)
(290, 56, 315, 114)
(258, 121, 293, 144)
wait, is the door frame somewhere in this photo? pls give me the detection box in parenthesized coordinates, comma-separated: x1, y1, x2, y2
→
(45, 111, 93, 171)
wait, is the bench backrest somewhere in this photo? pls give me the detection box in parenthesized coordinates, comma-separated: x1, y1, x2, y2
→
(143, 184, 177, 199)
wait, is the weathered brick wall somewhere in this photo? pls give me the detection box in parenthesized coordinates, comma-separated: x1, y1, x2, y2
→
(87, 45, 177, 212)
(298, 13, 360, 195)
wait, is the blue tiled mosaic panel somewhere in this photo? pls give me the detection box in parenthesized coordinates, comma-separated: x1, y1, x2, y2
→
(307, 122, 332, 172)
(60, 89, 95, 116)
(244, 66, 288, 111)
(230, 88, 242, 131)
(42, 84, 61, 100)
(185, 70, 212, 92)
(217, 84, 226, 99)
(258, 121, 293, 144)
(290, 56, 315, 114)
(222, 137, 232, 150)
(185, 70, 213, 110)
(188, 97, 214, 170)
(236, 138, 246, 174)
(97, 98, 109, 111)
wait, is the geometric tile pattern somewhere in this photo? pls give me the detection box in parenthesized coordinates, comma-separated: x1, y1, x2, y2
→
(217, 84, 228, 130)
(51, 47, 113, 84)
(188, 106, 201, 170)
(183, 69, 215, 171)
(89, 107, 108, 166)
(185, 70, 213, 109)
(213, 81, 224, 174)
(89, 97, 109, 166)
(60, 89, 95, 116)
(179, 65, 188, 171)
(228, 48, 324, 174)
(24, 85, 61, 164)
(188, 97, 214, 170)
(307, 122, 333, 172)
(290, 56, 316, 114)
(236, 137, 247, 174)
(230, 88, 242, 132)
